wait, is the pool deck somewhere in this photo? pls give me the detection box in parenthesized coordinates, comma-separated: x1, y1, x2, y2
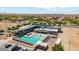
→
(25, 32, 36, 37)
(14, 32, 49, 45)
(8, 32, 49, 49)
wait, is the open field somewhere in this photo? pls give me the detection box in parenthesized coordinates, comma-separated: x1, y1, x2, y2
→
(0, 21, 19, 30)
(0, 21, 19, 40)
(60, 27, 79, 51)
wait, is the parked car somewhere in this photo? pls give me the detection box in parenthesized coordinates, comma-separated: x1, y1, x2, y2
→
(5, 44, 12, 48)
(11, 46, 21, 51)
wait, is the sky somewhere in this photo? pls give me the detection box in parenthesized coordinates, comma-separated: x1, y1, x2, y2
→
(0, 7, 79, 14)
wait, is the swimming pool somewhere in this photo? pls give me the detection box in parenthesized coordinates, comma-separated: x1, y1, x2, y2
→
(19, 34, 42, 44)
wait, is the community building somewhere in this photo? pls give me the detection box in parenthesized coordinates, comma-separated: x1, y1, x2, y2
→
(12, 24, 61, 51)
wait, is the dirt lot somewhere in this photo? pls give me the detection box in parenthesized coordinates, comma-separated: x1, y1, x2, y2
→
(60, 27, 79, 51)
(0, 21, 19, 30)
(0, 21, 19, 40)
(0, 33, 9, 40)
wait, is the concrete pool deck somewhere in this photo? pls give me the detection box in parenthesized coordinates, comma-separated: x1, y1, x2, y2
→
(13, 32, 49, 45)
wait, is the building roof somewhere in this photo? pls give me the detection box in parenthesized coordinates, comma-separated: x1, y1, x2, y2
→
(33, 24, 61, 28)
(18, 25, 36, 31)
(34, 28, 58, 32)
(17, 24, 61, 32)
(33, 24, 50, 28)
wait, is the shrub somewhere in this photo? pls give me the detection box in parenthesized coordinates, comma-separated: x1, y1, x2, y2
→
(52, 43, 64, 51)
(8, 26, 19, 30)
(16, 25, 20, 27)
(7, 28, 11, 30)
(0, 30, 4, 32)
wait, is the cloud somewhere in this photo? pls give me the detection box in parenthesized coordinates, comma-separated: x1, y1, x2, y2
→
(0, 8, 6, 10)
(0, 7, 79, 14)
(0, 8, 8, 13)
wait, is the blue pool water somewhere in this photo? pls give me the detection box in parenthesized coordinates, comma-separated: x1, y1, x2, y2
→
(19, 34, 42, 44)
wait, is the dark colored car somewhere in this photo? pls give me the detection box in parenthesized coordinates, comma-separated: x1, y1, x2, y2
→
(11, 46, 21, 51)
(5, 44, 12, 48)
(15, 47, 21, 51)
